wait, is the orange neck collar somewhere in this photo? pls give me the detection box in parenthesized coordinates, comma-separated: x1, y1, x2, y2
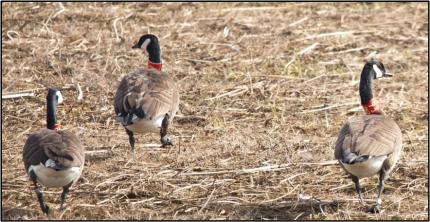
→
(52, 123, 61, 130)
(362, 99, 383, 115)
(148, 61, 162, 71)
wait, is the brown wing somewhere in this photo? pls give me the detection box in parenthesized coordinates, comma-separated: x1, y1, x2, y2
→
(23, 129, 85, 171)
(335, 115, 402, 159)
(114, 69, 179, 123)
(334, 123, 350, 160)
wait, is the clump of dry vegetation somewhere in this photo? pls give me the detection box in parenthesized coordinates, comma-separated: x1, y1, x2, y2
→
(2, 2, 428, 220)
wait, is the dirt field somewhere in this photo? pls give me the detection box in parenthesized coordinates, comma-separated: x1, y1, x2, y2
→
(2, 2, 428, 220)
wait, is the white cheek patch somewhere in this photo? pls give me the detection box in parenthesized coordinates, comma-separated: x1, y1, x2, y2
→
(56, 91, 64, 104)
(373, 64, 383, 78)
(141, 39, 151, 50)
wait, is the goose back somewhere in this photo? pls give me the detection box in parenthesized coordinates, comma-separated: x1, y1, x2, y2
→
(23, 128, 85, 172)
(335, 115, 402, 173)
(114, 68, 179, 125)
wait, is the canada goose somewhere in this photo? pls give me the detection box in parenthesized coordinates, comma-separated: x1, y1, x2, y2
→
(334, 60, 402, 213)
(114, 34, 179, 158)
(23, 88, 85, 214)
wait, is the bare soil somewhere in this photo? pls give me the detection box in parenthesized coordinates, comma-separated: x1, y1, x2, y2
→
(2, 2, 428, 220)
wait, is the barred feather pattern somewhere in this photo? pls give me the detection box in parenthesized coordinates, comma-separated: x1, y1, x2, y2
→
(23, 128, 85, 172)
(114, 68, 179, 127)
(334, 115, 402, 176)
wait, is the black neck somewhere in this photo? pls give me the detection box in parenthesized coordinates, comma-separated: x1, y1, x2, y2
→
(46, 93, 57, 130)
(148, 45, 161, 63)
(359, 65, 374, 105)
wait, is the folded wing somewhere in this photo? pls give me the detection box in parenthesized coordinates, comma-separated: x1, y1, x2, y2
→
(114, 69, 179, 125)
(335, 115, 402, 160)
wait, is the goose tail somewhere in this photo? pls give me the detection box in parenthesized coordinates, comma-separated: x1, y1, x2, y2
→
(342, 152, 370, 164)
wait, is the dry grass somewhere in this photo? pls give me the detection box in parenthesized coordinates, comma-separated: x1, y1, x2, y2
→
(1, 2, 428, 220)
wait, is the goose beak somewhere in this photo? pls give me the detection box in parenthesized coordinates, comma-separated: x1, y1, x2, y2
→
(384, 71, 393, 77)
(132, 44, 140, 49)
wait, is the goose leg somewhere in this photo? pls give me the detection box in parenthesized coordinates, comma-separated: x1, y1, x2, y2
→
(368, 170, 386, 213)
(352, 175, 365, 205)
(30, 171, 49, 215)
(125, 128, 136, 160)
(160, 114, 173, 147)
(60, 181, 73, 211)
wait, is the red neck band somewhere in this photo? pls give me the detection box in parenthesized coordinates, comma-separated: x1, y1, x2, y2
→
(52, 124, 62, 130)
(148, 61, 162, 71)
(362, 99, 382, 115)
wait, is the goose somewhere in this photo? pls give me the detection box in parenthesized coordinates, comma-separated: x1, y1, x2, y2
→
(334, 60, 402, 213)
(114, 34, 179, 158)
(22, 88, 85, 215)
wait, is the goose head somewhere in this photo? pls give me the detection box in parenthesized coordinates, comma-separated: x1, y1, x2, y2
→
(132, 34, 161, 64)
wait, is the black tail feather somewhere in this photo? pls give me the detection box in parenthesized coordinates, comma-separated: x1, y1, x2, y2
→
(342, 152, 369, 164)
